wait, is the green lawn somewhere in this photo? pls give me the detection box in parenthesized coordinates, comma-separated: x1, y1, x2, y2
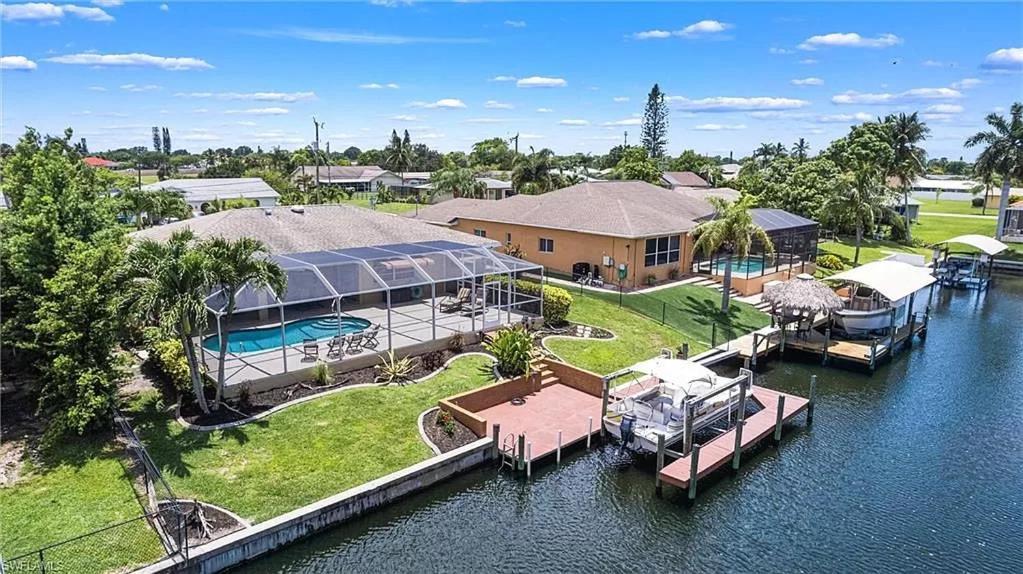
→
(916, 199, 995, 216)
(544, 286, 769, 375)
(0, 435, 164, 572)
(139, 175, 159, 185)
(131, 354, 494, 523)
(338, 197, 419, 214)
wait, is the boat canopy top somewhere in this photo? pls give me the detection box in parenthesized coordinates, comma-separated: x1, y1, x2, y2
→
(933, 234, 1008, 256)
(630, 357, 718, 399)
(827, 260, 936, 303)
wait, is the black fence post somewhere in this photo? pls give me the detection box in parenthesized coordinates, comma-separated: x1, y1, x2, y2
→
(661, 301, 666, 325)
(711, 323, 717, 348)
(39, 549, 46, 574)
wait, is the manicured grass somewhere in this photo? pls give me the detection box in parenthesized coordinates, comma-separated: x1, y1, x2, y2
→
(139, 175, 160, 184)
(0, 435, 164, 572)
(544, 286, 769, 375)
(131, 354, 495, 523)
(916, 199, 993, 216)
(817, 237, 924, 269)
(338, 197, 419, 214)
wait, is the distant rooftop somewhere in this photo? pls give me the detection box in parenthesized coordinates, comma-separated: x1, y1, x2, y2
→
(142, 178, 279, 202)
(292, 165, 394, 183)
(662, 171, 710, 188)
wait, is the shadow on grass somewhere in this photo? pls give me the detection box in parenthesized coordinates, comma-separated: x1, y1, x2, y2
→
(674, 295, 766, 340)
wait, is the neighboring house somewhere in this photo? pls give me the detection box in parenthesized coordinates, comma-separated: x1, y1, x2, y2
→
(142, 178, 280, 215)
(888, 196, 922, 222)
(661, 171, 710, 189)
(1002, 201, 1023, 243)
(83, 156, 118, 168)
(290, 165, 402, 193)
(719, 163, 741, 181)
(909, 176, 978, 194)
(477, 177, 514, 200)
(412, 180, 818, 293)
(675, 186, 742, 204)
(983, 186, 1023, 211)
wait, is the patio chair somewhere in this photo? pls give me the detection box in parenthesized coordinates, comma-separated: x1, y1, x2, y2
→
(438, 287, 471, 313)
(302, 338, 319, 361)
(796, 317, 813, 340)
(344, 333, 365, 354)
(326, 336, 344, 359)
(362, 325, 381, 349)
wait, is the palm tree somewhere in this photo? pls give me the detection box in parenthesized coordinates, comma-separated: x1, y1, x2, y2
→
(793, 138, 809, 162)
(204, 237, 286, 409)
(966, 102, 1023, 240)
(387, 129, 413, 199)
(119, 187, 151, 230)
(884, 112, 930, 240)
(969, 170, 998, 216)
(822, 162, 890, 265)
(431, 167, 487, 199)
(512, 147, 556, 194)
(692, 196, 774, 312)
(123, 230, 214, 413)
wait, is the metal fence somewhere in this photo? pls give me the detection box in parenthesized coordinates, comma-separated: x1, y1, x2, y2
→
(1, 411, 189, 574)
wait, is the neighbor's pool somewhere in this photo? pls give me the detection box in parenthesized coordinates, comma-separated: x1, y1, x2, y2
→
(202, 316, 371, 354)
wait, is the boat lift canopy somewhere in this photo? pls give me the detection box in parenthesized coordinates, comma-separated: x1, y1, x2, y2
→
(827, 260, 936, 303)
(932, 234, 1008, 256)
(629, 357, 719, 398)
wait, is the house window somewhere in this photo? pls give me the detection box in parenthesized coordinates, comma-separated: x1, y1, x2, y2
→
(539, 238, 555, 253)
(474, 229, 487, 238)
(506, 232, 512, 244)
(644, 235, 680, 267)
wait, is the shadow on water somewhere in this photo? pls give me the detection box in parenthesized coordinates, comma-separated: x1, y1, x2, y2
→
(236, 278, 1023, 574)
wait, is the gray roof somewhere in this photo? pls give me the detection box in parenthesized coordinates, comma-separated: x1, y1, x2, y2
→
(142, 178, 279, 202)
(292, 165, 395, 182)
(748, 208, 817, 232)
(412, 180, 715, 238)
(477, 177, 512, 190)
(676, 186, 741, 203)
(662, 171, 710, 188)
(130, 204, 498, 254)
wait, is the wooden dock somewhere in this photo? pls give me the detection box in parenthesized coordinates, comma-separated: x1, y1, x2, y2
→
(658, 386, 809, 491)
(783, 320, 926, 368)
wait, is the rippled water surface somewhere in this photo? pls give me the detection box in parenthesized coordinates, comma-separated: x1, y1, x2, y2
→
(239, 279, 1023, 574)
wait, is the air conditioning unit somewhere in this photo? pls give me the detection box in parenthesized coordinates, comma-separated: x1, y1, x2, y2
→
(602, 255, 613, 267)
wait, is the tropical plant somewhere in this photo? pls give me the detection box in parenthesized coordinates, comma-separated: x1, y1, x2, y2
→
(512, 147, 556, 194)
(312, 361, 330, 386)
(883, 112, 930, 240)
(483, 325, 535, 378)
(821, 167, 887, 265)
(817, 254, 843, 271)
(793, 138, 809, 162)
(203, 237, 287, 409)
(123, 230, 214, 413)
(965, 102, 1023, 240)
(692, 195, 774, 312)
(375, 350, 417, 386)
(387, 129, 414, 198)
(611, 146, 661, 183)
(431, 166, 487, 199)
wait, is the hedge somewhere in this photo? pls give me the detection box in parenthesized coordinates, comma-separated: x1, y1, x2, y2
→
(508, 279, 573, 325)
(142, 328, 191, 393)
(817, 254, 843, 271)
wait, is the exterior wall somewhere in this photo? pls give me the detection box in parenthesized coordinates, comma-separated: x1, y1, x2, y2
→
(729, 262, 817, 296)
(372, 173, 404, 191)
(447, 218, 694, 289)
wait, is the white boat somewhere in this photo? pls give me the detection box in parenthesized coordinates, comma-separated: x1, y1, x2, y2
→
(603, 358, 750, 454)
(832, 307, 892, 336)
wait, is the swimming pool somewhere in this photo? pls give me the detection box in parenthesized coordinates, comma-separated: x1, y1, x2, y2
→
(712, 257, 766, 275)
(202, 316, 372, 354)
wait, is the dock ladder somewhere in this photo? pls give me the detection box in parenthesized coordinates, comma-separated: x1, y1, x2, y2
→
(499, 433, 517, 471)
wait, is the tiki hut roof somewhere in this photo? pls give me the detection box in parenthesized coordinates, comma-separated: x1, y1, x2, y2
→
(763, 273, 844, 314)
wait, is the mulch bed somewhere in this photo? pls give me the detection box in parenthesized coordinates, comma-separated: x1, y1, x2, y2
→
(422, 409, 478, 453)
(159, 500, 245, 546)
(178, 343, 487, 427)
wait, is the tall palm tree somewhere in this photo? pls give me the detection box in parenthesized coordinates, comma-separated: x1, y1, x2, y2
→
(692, 196, 774, 312)
(969, 169, 998, 216)
(123, 230, 214, 413)
(966, 102, 1023, 240)
(884, 112, 930, 240)
(119, 187, 151, 230)
(431, 167, 487, 199)
(387, 129, 413, 198)
(512, 147, 556, 194)
(822, 163, 890, 265)
(204, 237, 286, 409)
(793, 138, 809, 162)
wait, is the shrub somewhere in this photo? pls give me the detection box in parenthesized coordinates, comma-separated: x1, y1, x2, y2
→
(420, 350, 446, 373)
(971, 197, 984, 207)
(436, 410, 456, 437)
(375, 185, 395, 204)
(447, 332, 465, 353)
(312, 361, 330, 386)
(645, 273, 657, 286)
(143, 328, 191, 394)
(668, 267, 680, 281)
(375, 350, 416, 385)
(483, 325, 535, 378)
(817, 254, 843, 271)
(506, 279, 573, 326)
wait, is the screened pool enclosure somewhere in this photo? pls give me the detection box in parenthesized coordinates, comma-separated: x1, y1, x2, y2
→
(200, 240, 543, 387)
(691, 209, 819, 279)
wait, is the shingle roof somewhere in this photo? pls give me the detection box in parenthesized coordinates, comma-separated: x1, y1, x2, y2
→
(130, 204, 497, 254)
(675, 186, 741, 203)
(412, 180, 715, 238)
(142, 178, 279, 202)
(662, 171, 710, 188)
(292, 165, 393, 182)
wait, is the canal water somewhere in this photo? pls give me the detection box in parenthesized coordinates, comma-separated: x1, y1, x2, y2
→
(239, 279, 1023, 574)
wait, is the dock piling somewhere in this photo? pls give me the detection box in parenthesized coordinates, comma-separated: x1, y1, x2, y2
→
(822, 327, 831, 365)
(732, 381, 748, 472)
(600, 380, 609, 438)
(517, 434, 525, 471)
(655, 434, 665, 496)
(807, 375, 817, 426)
(526, 443, 532, 478)
(492, 423, 501, 458)
(687, 445, 701, 501)
(773, 396, 786, 443)
(556, 430, 562, 465)
(587, 417, 593, 449)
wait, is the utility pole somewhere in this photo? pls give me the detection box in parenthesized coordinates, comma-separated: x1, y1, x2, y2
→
(326, 141, 332, 188)
(313, 117, 324, 203)
(624, 130, 628, 147)
(510, 132, 519, 155)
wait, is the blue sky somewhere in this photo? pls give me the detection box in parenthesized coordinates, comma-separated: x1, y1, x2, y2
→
(2, 1, 1021, 159)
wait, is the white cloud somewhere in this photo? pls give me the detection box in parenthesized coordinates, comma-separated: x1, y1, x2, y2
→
(951, 78, 982, 89)
(233, 120, 256, 126)
(410, 98, 467, 109)
(831, 87, 962, 105)
(463, 118, 510, 124)
(46, 52, 213, 70)
(558, 119, 589, 126)
(769, 47, 794, 55)
(816, 112, 874, 123)
(692, 123, 746, 131)
(87, 85, 107, 91)
(415, 132, 445, 140)
(667, 95, 810, 112)
(0, 55, 38, 70)
(925, 104, 963, 114)
(250, 27, 483, 45)
(120, 83, 161, 92)
(193, 108, 210, 114)
(981, 47, 1023, 72)
(224, 107, 290, 115)
(799, 58, 818, 65)
(602, 118, 641, 126)
(922, 59, 951, 68)
(490, 75, 516, 82)
(535, 107, 553, 113)
(799, 32, 902, 50)
(179, 132, 221, 142)
(369, 0, 414, 7)
(359, 82, 399, 89)
(1, 3, 114, 23)
(159, 3, 168, 11)
(91, 0, 123, 7)
(520, 133, 544, 140)
(517, 76, 566, 88)
(633, 20, 731, 40)
(484, 100, 514, 109)
(504, 20, 526, 28)
(175, 91, 315, 102)
(390, 114, 418, 121)
(791, 77, 824, 86)
(633, 29, 672, 40)
(747, 111, 811, 120)
(613, 96, 630, 102)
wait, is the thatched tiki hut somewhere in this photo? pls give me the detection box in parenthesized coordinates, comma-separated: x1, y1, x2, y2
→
(763, 273, 843, 338)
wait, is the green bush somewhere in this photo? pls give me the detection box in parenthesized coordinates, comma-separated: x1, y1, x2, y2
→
(971, 197, 984, 207)
(143, 328, 191, 393)
(505, 279, 573, 326)
(483, 325, 534, 378)
(817, 254, 843, 271)
(312, 361, 330, 386)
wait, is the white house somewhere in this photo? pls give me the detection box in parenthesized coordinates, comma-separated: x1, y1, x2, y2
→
(142, 178, 280, 215)
(290, 165, 402, 193)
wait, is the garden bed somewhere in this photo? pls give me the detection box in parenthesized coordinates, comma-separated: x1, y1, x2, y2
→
(178, 344, 486, 427)
(423, 409, 478, 452)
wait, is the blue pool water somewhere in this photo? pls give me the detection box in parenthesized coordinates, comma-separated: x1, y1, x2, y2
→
(202, 316, 371, 354)
(713, 257, 766, 275)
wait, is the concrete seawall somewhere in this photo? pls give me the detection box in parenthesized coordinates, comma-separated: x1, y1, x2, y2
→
(136, 439, 494, 574)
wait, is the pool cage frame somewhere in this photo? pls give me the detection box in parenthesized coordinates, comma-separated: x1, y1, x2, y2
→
(200, 240, 544, 381)
(691, 225, 819, 280)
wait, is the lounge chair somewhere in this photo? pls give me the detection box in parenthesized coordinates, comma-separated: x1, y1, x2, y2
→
(362, 325, 381, 349)
(302, 338, 319, 361)
(344, 333, 365, 354)
(327, 336, 344, 358)
(438, 287, 471, 313)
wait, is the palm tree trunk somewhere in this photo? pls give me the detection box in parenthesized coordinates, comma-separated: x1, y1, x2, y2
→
(214, 312, 231, 410)
(180, 332, 210, 414)
(854, 225, 863, 265)
(720, 252, 732, 313)
(995, 177, 1011, 240)
(903, 188, 912, 241)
